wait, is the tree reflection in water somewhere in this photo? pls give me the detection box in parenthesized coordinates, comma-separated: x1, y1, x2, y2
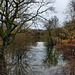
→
(44, 45, 60, 67)
(0, 40, 75, 75)
(5, 49, 35, 75)
(4, 39, 38, 75)
(44, 45, 75, 75)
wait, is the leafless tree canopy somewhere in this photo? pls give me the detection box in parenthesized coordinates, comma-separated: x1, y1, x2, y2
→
(68, 0, 75, 18)
(0, 0, 54, 49)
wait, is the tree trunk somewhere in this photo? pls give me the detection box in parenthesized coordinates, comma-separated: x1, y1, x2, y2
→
(0, 41, 6, 58)
(0, 55, 7, 75)
(0, 41, 7, 75)
(49, 37, 54, 46)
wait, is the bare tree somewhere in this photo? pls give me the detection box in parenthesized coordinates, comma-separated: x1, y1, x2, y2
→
(67, 0, 75, 18)
(44, 16, 59, 46)
(65, 0, 75, 40)
(0, 0, 54, 56)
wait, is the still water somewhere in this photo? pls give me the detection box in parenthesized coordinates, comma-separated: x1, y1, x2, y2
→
(5, 41, 67, 75)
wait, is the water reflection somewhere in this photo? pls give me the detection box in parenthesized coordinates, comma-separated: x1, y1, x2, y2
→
(0, 40, 75, 75)
(4, 39, 38, 75)
(44, 46, 60, 67)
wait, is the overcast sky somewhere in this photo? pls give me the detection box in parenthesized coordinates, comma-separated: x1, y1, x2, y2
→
(31, 0, 70, 29)
(53, 0, 70, 25)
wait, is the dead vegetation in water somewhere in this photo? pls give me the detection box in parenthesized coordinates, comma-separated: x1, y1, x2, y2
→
(54, 39, 75, 74)
(55, 39, 75, 60)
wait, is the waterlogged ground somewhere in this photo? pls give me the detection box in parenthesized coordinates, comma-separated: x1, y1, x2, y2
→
(24, 42, 67, 75)
(3, 41, 70, 75)
(0, 40, 75, 75)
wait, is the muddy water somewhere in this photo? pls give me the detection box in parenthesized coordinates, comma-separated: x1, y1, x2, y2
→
(4, 41, 67, 75)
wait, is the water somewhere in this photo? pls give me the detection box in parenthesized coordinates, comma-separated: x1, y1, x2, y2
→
(4, 41, 68, 75)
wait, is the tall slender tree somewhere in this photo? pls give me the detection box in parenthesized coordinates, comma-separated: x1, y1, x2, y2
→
(44, 16, 58, 46)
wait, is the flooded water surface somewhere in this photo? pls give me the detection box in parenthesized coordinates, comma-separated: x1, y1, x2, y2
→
(4, 40, 68, 75)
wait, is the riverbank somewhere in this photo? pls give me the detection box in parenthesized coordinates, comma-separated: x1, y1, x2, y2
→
(55, 39, 75, 75)
(55, 39, 75, 74)
(55, 39, 75, 60)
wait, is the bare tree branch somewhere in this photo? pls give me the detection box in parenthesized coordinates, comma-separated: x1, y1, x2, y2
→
(0, 0, 54, 51)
